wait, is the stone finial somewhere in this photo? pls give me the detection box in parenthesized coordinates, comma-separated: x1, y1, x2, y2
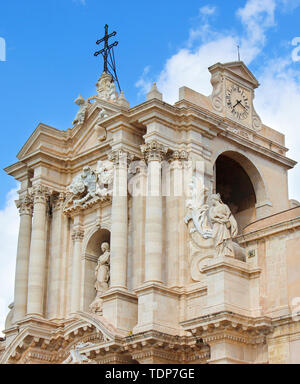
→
(146, 82, 163, 101)
(96, 72, 118, 102)
(117, 91, 130, 108)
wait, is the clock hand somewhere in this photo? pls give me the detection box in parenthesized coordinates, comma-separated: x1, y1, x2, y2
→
(232, 100, 241, 108)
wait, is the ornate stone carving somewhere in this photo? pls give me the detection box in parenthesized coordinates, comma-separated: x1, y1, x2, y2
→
(89, 242, 110, 314)
(185, 177, 213, 239)
(72, 229, 84, 242)
(52, 192, 66, 211)
(64, 163, 114, 213)
(185, 177, 241, 262)
(96, 72, 118, 102)
(140, 141, 168, 162)
(62, 342, 97, 364)
(73, 94, 88, 126)
(169, 150, 189, 162)
(252, 106, 262, 131)
(32, 185, 50, 204)
(209, 193, 238, 258)
(108, 149, 134, 166)
(15, 193, 33, 216)
(210, 73, 223, 113)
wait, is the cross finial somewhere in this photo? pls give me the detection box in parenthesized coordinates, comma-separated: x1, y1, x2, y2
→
(94, 24, 121, 92)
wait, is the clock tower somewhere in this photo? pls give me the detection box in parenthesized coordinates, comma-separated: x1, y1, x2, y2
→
(209, 61, 262, 131)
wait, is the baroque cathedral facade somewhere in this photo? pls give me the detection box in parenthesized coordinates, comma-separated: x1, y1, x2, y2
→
(1, 61, 300, 364)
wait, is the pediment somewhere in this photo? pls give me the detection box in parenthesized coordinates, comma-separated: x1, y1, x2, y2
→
(209, 61, 259, 89)
(17, 123, 68, 160)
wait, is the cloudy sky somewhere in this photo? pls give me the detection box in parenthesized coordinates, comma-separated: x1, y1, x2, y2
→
(0, 0, 300, 333)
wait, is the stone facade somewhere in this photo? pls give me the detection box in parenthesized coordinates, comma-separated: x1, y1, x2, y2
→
(1, 64, 300, 364)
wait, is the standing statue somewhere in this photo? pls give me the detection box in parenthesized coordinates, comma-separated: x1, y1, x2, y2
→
(209, 193, 238, 258)
(95, 242, 110, 293)
(89, 242, 110, 314)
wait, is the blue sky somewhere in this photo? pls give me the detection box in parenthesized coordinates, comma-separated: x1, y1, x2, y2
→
(0, 0, 300, 203)
(0, 0, 300, 332)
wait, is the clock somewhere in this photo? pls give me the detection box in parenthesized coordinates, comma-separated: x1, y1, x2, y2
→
(226, 84, 250, 120)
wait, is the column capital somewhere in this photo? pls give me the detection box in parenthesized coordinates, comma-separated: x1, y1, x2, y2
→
(16, 193, 33, 216)
(52, 192, 66, 212)
(32, 184, 51, 204)
(168, 150, 189, 162)
(72, 229, 84, 242)
(108, 149, 135, 167)
(141, 140, 168, 163)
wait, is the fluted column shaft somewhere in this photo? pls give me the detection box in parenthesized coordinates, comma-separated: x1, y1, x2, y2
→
(47, 193, 66, 318)
(27, 186, 49, 317)
(141, 141, 168, 284)
(109, 150, 129, 289)
(13, 194, 33, 322)
(70, 228, 84, 313)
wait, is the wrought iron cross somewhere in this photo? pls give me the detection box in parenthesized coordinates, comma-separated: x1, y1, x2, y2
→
(94, 24, 121, 92)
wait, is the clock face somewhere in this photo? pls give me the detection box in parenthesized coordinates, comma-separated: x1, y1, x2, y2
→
(226, 85, 250, 120)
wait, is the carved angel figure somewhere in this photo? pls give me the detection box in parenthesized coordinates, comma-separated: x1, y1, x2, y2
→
(72, 94, 88, 126)
(209, 193, 238, 258)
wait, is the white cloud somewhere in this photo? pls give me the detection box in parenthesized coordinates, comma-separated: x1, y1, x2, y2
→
(199, 5, 216, 16)
(135, 66, 152, 97)
(0, 187, 19, 336)
(136, 0, 300, 201)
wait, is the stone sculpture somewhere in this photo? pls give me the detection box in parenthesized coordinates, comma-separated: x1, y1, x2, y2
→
(209, 193, 238, 258)
(89, 242, 110, 314)
(95, 242, 110, 293)
(64, 162, 114, 210)
(185, 177, 239, 259)
(72, 94, 88, 126)
(62, 342, 96, 364)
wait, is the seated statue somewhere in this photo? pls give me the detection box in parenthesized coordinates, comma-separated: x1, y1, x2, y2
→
(209, 193, 238, 258)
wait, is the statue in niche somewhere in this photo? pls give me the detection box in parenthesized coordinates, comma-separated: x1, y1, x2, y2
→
(209, 193, 238, 258)
(89, 242, 110, 314)
(95, 242, 110, 293)
(72, 94, 88, 126)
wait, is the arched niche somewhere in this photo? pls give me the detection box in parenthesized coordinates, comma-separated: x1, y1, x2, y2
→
(82, 228, 110, 312)
(214, 151, 269, 231)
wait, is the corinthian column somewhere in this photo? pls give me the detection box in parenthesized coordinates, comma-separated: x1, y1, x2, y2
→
(108, 150, 131, 289)
(27, 185, 49, 317)
(141, 141, 168, 284)
(13, 193, 33, 322)
(70, 228, 84, 313)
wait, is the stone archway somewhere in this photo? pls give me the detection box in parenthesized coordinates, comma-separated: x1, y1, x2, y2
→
(82, 227, 111, 312)
(214, 151, 269, 230)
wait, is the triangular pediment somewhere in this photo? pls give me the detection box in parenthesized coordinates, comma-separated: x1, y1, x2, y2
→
(209, 61, 259, 89)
